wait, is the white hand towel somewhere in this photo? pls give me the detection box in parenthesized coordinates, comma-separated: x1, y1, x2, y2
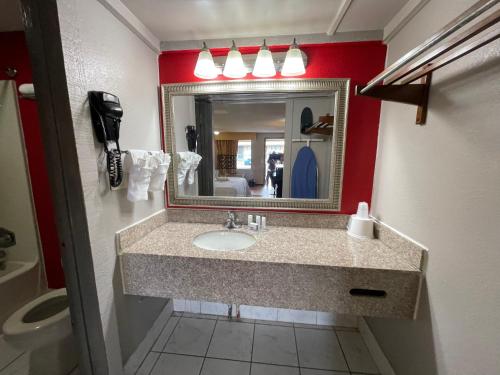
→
(148, 151, 171, 192)
(177, 151, 202, 185)
(126, 150, 155, 202)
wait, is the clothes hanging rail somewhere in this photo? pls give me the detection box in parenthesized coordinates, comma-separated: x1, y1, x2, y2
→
(355, 0, 500, 125)
(291, 138, 324, 147)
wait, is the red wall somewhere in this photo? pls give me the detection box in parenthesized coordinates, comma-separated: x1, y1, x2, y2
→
(0, 31, 64, 288)
(159, 41, 386, 214)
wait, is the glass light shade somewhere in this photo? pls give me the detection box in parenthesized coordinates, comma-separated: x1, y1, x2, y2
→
(281, 41, 305, 77)
(223, 41, 246, 78)
(194, 45, 218, 79)
(252, 43, 276, 78)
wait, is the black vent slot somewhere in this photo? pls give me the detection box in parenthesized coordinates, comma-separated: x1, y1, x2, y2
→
(349, 289, 387, 298)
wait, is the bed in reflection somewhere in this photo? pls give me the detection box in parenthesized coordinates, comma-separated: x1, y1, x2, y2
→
(214, 176, 251, 197)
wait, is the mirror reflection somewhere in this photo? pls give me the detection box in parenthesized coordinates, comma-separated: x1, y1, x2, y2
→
(172, 92, 336, 200)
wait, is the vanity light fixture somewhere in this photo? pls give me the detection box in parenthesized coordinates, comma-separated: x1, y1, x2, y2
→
(194, 42, 218, 79)
(213, 130, 220, 135)
(281, 38, 306, 77)
(252, 39, 276, 78)
(223, 40, 247, 78)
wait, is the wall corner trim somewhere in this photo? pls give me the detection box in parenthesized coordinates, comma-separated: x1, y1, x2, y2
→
(358, 317, 397, 375)
(326, 0, 353, 36)
(97, 0, 161, 53)
(383, 0, 430, 42)
(370, 216, 429, 252)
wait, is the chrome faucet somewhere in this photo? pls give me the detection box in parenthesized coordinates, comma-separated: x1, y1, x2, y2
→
(224, 211, 241, 229)
(0, 227, 16, 270)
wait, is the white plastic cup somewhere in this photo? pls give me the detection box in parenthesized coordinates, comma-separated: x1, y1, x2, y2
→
(347, 215, 374, 239)
(347, 202, 374, 239)
(356, 202, 369, 219)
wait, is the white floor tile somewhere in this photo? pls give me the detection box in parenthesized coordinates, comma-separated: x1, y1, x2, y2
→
(336, 331, 379, 374)
(200, 358, 251, 375)
(240, 305, 278, 321)
(124, 302, 173, 374)
(150, 353, 203, 375)
(207, 321, 254, 361)
(300, 369, 348, 375)
(295, 328, 348, 372)
(165, 317, 216, 356)
(0, 352, 29, 375)
(201, 302, 228, 316)
(173, 299, 186, 311)
(0, 336, 24, 372)
(252, 325, 298, 367)
(184, 300, 201, 314)
(151, 316, 180, 352)
(136, 352, 160, 375)
(277, 309, 317, 324)
(316, 312, 336, 326)
(251, 363, 299, 375)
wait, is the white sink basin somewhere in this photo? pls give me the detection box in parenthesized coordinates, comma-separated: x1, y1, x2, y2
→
(193, 230, 256, 251)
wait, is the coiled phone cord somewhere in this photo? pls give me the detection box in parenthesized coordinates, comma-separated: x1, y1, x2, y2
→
(106, 148, 123, 188)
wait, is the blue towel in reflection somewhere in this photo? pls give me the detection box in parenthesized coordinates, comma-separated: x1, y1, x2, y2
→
(291, 146, 317, 198)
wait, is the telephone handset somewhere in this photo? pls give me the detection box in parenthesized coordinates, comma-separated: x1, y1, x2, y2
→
(88, 91, 124, 188)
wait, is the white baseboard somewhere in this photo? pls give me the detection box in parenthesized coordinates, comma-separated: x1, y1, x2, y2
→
(173, 299, 358, 328)
(124, 299, 173, 375)
(358, 317, 396, 375)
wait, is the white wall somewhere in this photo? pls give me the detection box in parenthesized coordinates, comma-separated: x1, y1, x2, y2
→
(172, 95, 195, 153)
(0, 81, 39, 264)
(369, 1, 500, 374)
(172, 95, 199, 195)
(56, 0, 167, 371)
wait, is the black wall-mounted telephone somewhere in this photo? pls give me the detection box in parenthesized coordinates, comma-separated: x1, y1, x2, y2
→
(185, 125, 197, 152)
(88, 91, 124, 188)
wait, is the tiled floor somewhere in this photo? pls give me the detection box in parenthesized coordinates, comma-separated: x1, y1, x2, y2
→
(135, 311, 379, 375)
(0, 335, 79, 375)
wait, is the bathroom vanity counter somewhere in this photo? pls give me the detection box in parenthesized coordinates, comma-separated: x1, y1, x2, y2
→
(121, 222, 421, 271)
(119, 222, 424, 319)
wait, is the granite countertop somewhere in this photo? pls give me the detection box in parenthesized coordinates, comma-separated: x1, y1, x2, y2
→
(121, 222, 422, 272)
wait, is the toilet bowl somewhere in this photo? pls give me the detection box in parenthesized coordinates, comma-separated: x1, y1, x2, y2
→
(3, 288, 78, 375)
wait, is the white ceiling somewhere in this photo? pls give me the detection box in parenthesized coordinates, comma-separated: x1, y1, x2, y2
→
(338, 0, 408, 32)
(122, 0, 410, 43)
(0, 0, 23, 32)
(213, 102, 286, 133)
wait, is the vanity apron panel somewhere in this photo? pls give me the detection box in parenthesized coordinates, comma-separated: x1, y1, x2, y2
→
(120, 253, 421, 319)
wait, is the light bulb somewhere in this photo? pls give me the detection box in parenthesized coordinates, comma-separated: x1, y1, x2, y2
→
(252, 39, 276, 78)
(223, 40, 247, 79)
(281, 38, 305, 77)
(194, 42, 218, 79)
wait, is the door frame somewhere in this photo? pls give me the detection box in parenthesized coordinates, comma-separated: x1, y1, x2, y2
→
(19, 0, 108, 373)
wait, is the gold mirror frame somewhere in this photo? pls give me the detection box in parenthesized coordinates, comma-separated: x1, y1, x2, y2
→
(162, 78, 349, 210)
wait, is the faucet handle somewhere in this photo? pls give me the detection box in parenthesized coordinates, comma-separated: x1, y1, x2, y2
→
(0, 227, 16, 248)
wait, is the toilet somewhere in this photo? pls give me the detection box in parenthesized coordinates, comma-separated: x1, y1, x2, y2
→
(2, 288, 78, 375)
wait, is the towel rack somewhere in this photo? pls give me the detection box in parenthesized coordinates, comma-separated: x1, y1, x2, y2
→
(355, 0, 500, 125)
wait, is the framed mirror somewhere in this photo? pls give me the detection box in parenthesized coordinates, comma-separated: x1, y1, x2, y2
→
(162, 78, 349, 210)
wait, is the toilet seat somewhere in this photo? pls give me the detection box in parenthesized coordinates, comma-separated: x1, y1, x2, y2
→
(3, 288, 72, 351)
